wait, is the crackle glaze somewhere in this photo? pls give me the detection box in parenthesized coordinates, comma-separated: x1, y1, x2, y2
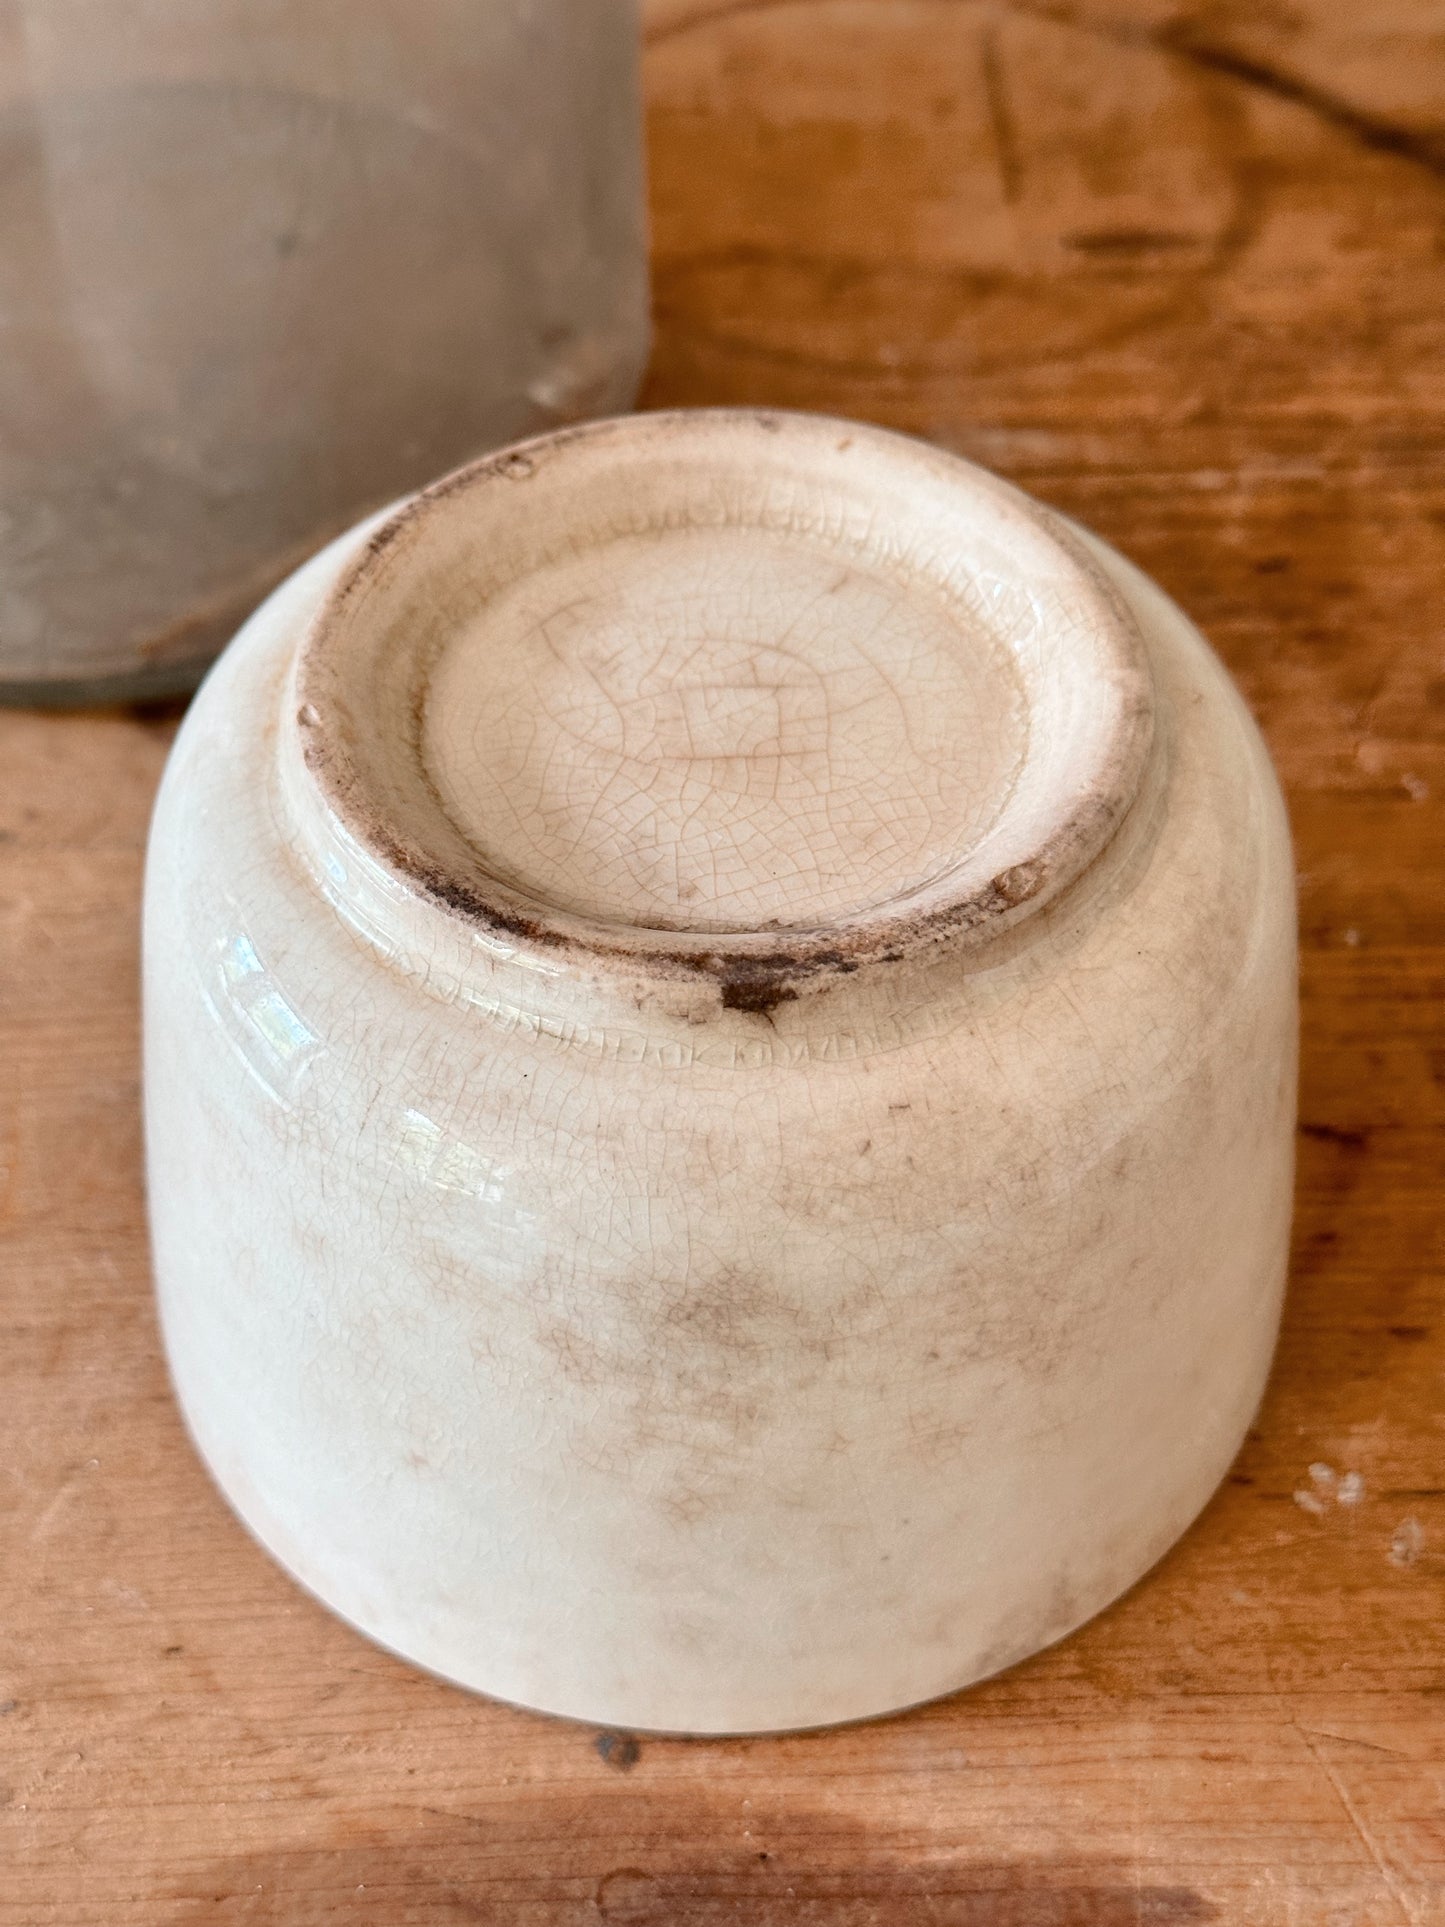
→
(143, 411, 1297, 1735)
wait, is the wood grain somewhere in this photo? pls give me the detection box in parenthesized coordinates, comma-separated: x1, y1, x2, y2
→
(2, 2, 1442, 1918)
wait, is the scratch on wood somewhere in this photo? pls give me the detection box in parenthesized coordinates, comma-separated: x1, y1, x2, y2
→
(980, 25, 1024, 206)
(1296, 1726, 1422, 1924)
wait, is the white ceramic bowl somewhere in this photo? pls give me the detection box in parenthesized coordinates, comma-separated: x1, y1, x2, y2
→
(144, 410, 1296, 1734)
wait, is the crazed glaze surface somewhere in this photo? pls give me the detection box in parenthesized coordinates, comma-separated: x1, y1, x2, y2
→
(143, 411, 1297, 1735)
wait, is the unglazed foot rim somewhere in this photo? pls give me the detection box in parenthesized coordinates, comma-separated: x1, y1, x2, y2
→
(288, 411, 1155, 998)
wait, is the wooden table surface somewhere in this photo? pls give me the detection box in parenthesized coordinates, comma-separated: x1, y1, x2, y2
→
(3, 3, 1443, 1920)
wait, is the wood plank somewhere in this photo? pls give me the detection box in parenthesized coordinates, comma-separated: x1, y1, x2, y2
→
(2, 3, 1442, 1919)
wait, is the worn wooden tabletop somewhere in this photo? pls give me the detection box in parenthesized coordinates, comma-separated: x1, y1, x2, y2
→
(3, 3, 1443, 1920)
